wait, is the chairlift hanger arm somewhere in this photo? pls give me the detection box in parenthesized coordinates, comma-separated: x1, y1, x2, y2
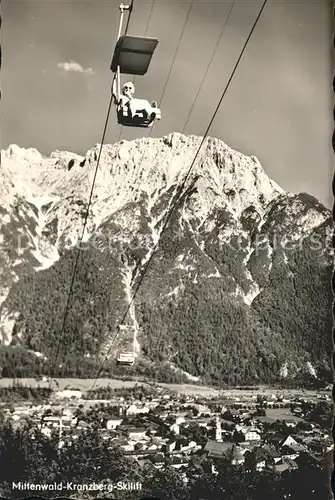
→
(117, 1, 134, 40)
(122, 0, 135, 33)
(111, 74, 119, 104)
(112, 1, 135, 101)
(117, 3, 132, 40)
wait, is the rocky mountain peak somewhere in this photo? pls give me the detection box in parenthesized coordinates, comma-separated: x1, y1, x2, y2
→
(2, 132, 282, 202)
(0, 134, 331, 385)
(0, 133, 285, 267)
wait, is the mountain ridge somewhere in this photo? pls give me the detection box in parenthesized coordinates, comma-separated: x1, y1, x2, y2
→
(0, 133, 332, 386)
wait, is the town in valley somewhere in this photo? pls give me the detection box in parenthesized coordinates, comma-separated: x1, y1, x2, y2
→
(1, 379, 332, 481)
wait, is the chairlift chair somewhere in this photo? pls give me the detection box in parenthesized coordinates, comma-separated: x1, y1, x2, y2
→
(110, 4, 162, 128)
(117, 101, 161, 128)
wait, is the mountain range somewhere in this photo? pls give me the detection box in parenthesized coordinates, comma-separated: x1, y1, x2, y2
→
(0, 133, 332, 386)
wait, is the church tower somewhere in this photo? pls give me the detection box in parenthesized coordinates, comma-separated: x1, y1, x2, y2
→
(215, 416, 222, 442)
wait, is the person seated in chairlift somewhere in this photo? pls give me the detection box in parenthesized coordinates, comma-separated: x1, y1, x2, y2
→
(112, 80, 158, 121)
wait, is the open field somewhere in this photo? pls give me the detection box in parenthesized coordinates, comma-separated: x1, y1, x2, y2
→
(159, 383, 220, 397)
(213, 388, 327, 399)
(0, 378, 141, 391)
(258, 408, 304, 423)
(0, 378, 329, 399)
(0, 378, 221, 397)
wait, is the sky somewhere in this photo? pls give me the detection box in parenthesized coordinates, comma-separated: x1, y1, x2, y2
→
(1, 0, 333, 207)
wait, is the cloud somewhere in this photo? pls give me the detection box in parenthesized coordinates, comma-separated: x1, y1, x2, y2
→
(57, 61, 94, 75)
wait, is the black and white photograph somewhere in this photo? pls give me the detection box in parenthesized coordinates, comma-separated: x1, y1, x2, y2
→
(0, 0, 333, 499)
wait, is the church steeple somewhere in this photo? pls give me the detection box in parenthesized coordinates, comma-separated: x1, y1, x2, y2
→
(215, 415, 222, 442)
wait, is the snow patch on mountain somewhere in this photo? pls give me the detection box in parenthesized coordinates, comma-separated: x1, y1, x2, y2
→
(168, 362, 200, 382)
(306, 361, 317, 379)
(280, 362, 289, 379)
(0, 311, 20, 345)
(166, 283, 185, 298)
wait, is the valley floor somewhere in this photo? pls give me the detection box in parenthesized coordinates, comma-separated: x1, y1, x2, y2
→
(0, 377, 328, 400)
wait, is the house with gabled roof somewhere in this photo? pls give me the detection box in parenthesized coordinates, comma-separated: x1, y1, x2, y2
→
(111, 437, 134, 452)
(203, 440, 235, 459)
(164, 440, 176, 453)
(244, 428, 262, 442)
(126, 427, 147, 440)
(150, 452, 165, 468)
(274, 457, 298, 474)
(281, 435, 299, 448)
(244, 445, 281, 470)
(145, 438, 162, 451)
(170, 423, 180, 434)
(259, 444, 282, 464)
(177, 440, 198, 454)
(136, 458, 152, 468)
(231, 445, 245, 465)
(295, 451, 324, 468)
(170, 455, 189, 469)
(105, 417, 122, 430)
(280, 435, 307, 459)
(203, 440, 245, 466)
(125, 404, 150, 416)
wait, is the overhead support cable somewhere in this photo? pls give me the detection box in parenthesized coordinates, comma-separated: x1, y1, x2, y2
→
(85, 0, 268, 401)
